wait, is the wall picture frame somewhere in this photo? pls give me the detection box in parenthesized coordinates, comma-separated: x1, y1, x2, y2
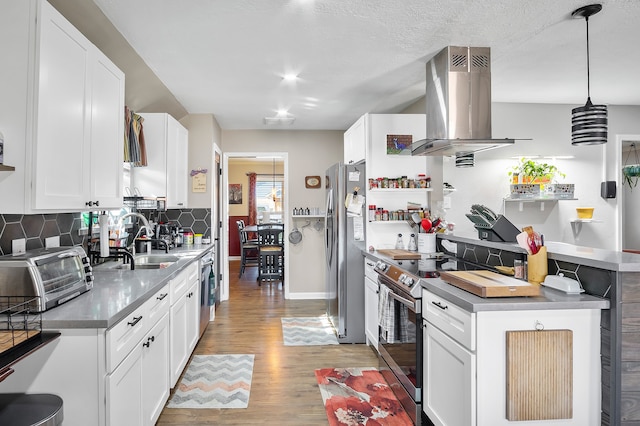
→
(305, 175, 321, 189)
(229, 183, 242, 204)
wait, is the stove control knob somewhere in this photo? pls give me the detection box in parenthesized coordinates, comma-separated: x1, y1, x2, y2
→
(376, 261, 387, 271)
(405, 277, 415, 286)
(398, 274, 407, 283)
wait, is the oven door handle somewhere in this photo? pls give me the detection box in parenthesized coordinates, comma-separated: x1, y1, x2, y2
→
(387, 290, 415, 309)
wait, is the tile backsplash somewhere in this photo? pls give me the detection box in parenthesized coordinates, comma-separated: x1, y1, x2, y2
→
(0, 208, 211, 256)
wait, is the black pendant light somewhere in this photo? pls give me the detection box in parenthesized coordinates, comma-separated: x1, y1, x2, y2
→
(455, 152, 474, 168)
(571, 4, 607, 145)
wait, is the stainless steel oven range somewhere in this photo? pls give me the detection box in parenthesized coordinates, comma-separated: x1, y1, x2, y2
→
(375, 259, 425, 425)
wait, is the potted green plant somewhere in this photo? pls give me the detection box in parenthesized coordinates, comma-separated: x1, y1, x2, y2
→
(622, 144, 640, 190)
(508, 158, 565, 184)
(622, 165, 640, 189)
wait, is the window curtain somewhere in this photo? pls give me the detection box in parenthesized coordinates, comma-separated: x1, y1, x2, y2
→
(248, 173, 257, 226)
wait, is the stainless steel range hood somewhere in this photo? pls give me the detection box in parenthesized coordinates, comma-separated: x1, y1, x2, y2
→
(412, 46, 514, 157)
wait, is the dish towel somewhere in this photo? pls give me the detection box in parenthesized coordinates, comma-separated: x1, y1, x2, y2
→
(378, 284, 395, 343)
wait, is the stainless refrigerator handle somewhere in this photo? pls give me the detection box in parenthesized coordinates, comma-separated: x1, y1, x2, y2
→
(324, 189, 333, 268)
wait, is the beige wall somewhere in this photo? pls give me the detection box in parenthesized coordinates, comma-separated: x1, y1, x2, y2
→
(222, 130, 343, 297)
(180, 114, 221, 209)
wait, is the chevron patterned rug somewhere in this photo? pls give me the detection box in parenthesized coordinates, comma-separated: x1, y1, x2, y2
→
(166, 354, 254, 409)
(281, 316, 339, 346)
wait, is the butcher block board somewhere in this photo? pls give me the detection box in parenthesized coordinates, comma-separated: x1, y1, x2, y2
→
(377, 249, 422, 260)
(439, 270, 540, 297)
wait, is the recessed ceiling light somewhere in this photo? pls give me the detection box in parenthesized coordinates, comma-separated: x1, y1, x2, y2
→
(264, 116, 295, 125)
(283, 73, 298, 82)
(276, 109, 288, 116)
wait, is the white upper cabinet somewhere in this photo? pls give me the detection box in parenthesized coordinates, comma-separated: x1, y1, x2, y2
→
(0, 0, 124, 213)
(344, 114, 366, 165)
(133, 113, 188, 209)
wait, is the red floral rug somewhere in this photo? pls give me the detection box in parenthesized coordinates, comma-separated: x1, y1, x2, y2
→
(315, 367, 413, 426)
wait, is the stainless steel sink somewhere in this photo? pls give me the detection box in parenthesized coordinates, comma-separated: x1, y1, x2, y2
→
(134, 255, 180, 264)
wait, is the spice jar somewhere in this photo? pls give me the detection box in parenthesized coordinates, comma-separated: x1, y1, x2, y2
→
(382, 210, 389, 221)
(369, 205, 376, 221)
(184, 231, 194, 245)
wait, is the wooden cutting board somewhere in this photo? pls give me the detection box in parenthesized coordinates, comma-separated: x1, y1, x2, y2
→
(377, 249, 422, 260)
(439, 270, 540, 297)
(506, 330, 573, 420)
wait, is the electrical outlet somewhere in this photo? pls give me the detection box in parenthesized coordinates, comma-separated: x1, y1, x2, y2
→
(45, 236, 60, 248)
(12, 238, 26, 254)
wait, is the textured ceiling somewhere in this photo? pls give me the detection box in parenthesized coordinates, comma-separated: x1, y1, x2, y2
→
(93, 0, 640, 130)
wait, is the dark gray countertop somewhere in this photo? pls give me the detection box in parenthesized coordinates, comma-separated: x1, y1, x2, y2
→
(362, 248, 610, 313)
(421, 276, 609, 312)
(439, 233, 640, 272)
(41, 244, 212, 330)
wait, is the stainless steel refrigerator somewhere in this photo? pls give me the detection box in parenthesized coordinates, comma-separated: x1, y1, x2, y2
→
(324, 162, 366, 344)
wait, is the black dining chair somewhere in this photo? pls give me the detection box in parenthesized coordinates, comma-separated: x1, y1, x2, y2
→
(256, 224, 284, 285)
(237, 221, 258, 277)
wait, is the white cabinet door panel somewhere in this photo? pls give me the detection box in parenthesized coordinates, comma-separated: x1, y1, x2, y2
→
(89, 49, 124, 208)
(107, 344, 143, 426)
(142, 313, 170, 426)
(424, 323, 475, 426)
(33, 0, 91, 209)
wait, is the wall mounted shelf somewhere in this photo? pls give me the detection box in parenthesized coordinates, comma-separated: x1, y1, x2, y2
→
(570, 219, 603, 240)
(292, 214, 324, 219)
(369, 188, 433, 193)
(504, 197, 578, 212)
(0, 165, 15, 172)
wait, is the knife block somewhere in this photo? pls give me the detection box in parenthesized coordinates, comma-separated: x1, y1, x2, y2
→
(527, 246, 548, 285)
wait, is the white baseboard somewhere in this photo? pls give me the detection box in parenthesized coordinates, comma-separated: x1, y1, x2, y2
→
(287, 291, 326, 300)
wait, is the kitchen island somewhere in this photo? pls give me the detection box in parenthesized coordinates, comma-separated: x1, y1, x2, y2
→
(0, 244, 212, 426)
(365, 247, 609, 425)
(435, 233, 640, 426)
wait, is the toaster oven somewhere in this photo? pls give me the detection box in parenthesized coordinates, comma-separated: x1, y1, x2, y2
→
(0, 246, 93, 312)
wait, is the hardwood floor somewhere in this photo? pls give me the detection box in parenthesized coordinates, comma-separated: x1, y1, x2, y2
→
(156, 260, 379, 425)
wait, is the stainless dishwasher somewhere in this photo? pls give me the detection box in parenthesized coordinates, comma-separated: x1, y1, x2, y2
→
(199, 249, 215, 336)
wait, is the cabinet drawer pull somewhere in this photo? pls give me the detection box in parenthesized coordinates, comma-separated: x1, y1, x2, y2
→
(157, 293, 168, 301)
(127, 316, 143, 327)
(0, 367, 15, 383)
(142, 335, 155, 348)
(432, 301, 448, 310)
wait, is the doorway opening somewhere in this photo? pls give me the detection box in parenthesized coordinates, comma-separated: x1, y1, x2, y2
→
(221, 152, 289, 302)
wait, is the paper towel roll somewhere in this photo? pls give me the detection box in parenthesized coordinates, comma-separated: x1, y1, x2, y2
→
(99, 214, 109, 257)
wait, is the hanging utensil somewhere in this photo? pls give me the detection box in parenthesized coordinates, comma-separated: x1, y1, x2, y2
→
(421, 218, 432, 232)
(289, 227, 302, 244)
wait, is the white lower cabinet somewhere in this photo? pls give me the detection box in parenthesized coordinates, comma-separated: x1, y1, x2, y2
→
(107, 343, 143, 426)
(422, 288, 602, 426)
(106, 284, 171, 426)
(186, 278, 200, 354)
(170, 262, 200, 387)
(1, 259, 204, 426)
(364, 258, 379, 349)
(424, 322, 475, 426)
(142, 313, 170, 425)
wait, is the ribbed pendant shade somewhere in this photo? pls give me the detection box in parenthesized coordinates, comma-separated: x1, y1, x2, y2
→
(571, 4, 607, 146)
(455, 152, 474, 167)
(571, 98, 608, 145)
